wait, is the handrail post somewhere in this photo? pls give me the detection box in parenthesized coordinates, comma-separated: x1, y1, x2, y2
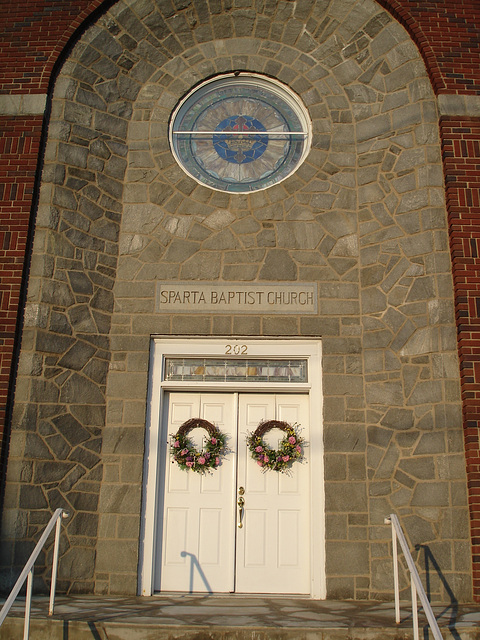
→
(387, 516, 401, 624)
(411, 580, 419, 640)
(23, 568, 33, 640)
(48, 512, 65, 616)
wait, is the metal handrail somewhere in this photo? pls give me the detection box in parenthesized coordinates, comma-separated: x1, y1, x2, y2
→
(385, 513, 443, 640)
(0, 508, 69, 639)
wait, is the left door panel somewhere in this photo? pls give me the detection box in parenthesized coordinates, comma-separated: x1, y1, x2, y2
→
(155, 393, 237, 592)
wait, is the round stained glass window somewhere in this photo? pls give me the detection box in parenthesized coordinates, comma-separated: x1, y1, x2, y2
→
(169, 74, 312, 193)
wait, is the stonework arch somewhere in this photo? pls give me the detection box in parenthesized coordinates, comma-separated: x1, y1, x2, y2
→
(1, 0, 471, 601)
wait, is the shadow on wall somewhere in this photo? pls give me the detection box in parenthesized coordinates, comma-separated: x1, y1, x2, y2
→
(87, 621, 102, 640)
(61, 620, 102, 639)
(416, 545, 459, 640)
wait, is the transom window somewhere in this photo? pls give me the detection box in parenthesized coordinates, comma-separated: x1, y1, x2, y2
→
(169, 74, 312, 193)
(164, 358, 308, 383)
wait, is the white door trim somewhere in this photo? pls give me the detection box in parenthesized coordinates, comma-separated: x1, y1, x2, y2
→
(139, 337, 325, 598)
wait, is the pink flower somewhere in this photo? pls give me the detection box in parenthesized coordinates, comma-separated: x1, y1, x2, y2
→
(210, 437, 217, 445)
(257, 460, 264, 466)
(288, 436, 296, 444)
(263, 455, 269, 463)
(296, 445, 301, 453)
(198, 456, 205, 464)
(173, 440, 180, 448)
(186, 461, 194, 467)
(181, 448, 188, 456)
(282, 455, 290, 462)
(255, 445, 263, 453)
(215, 457, 220, 466)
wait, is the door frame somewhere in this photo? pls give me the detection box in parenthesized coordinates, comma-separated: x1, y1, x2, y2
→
(138, 337, 325, 598)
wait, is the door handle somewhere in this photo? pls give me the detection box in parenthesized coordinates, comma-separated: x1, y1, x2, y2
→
(237, 496, 245, 528)
(237, 486, 245, 528)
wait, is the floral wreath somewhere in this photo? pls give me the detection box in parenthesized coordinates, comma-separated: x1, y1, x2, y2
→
(170, 418, 228, 473)
(246, 420, 305, 472)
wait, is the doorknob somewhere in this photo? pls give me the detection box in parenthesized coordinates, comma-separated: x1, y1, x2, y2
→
(237, 487, 245, 528)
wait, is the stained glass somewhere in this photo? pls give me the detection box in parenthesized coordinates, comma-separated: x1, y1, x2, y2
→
(164, 358, 308, 383)
(170, 75, 311, 193)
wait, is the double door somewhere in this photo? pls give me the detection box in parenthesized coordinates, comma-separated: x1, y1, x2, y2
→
(155, 392, 310, 594)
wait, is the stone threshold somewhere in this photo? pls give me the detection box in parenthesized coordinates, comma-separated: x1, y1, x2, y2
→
(1, 594, 479, 640)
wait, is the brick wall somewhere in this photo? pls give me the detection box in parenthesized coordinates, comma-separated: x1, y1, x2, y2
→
(0, 115, 42, 472)
(379, 0, 480, 94)
(0, 0, 108, 94)
(441, 116, 480, 596)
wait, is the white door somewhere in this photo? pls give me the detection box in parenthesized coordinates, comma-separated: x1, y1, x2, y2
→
(155, 393, 237, 593)
(236, 394, 310, 593)
(155, 392, 310, 594)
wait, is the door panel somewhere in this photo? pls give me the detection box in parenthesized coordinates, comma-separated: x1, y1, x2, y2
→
(235, 394, 310, 594)
(155, 393, 236, 593)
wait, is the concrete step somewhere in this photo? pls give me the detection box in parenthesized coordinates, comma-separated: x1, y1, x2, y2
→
(2, 619, 480, 640)
(0, 595, 479, 640)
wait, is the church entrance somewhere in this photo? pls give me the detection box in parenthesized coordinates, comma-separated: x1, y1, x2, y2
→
(139, 339, 325, 598)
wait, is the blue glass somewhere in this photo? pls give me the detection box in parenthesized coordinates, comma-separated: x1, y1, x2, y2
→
(213, 116, 268, 164)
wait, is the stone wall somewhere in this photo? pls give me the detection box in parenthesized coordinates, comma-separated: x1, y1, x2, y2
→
(1, 0, 472, 601)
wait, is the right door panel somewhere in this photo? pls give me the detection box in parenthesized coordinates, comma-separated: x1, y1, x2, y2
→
(235, 394, 310, 594)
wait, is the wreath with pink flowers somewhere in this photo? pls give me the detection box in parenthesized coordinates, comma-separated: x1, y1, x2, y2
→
(246, 420, 304, 472)
(170, 418, 228, 473)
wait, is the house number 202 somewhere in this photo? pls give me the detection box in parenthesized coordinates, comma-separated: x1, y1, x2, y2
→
(225, 344, 248, 355)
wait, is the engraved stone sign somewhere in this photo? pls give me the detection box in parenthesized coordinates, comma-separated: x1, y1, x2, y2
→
(156, 282, 317, 314)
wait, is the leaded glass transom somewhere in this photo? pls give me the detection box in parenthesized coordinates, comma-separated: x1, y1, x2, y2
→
(169, 74, 311, 193)
(164, 358, 308, 383)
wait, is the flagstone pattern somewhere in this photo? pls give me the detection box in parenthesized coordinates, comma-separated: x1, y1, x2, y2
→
(1, 0, 471, 602)
(2, 594, 480, 640)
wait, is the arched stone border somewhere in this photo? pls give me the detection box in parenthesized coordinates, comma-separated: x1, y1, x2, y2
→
(376, 0, 445, 94)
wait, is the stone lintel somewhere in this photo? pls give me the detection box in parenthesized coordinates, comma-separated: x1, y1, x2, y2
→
(438, 94, 480, 118)
(0, 94, 47, 116)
